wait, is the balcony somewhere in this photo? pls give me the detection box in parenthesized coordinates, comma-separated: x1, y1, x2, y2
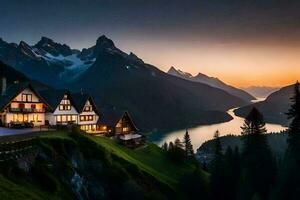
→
(9, 108, 45, 113)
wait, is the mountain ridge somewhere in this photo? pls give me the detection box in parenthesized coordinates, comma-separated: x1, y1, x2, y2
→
(234, 83, 296, 125)
(167, 66, 255, 102)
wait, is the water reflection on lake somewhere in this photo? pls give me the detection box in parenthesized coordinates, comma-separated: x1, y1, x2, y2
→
(149, 105, 287, 150)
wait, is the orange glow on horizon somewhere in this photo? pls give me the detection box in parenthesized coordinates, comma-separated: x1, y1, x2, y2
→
(118, 39, 300, 88)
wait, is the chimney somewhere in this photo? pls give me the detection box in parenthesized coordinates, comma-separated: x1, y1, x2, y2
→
(1, 77, 6, 96)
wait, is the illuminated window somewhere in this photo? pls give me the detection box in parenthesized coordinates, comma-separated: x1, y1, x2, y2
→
(56, 116, 62, 122)
(33, 114, 38, 122)
(84, 106, 92, 112)
(22, 94, 32, 102)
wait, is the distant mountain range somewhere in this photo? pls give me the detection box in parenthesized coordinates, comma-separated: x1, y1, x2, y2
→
(0, 35, 247, 131)
(241, 86, 280, 99)
(0, 37, 96, 87)
(234, 83, 296, 126)
(168, 67, 255, 102)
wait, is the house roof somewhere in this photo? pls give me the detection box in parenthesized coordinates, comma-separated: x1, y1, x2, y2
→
(39, 89, 68, 111)
(97, 108, 139, 131)
(0, 82, 50, 111)
(39, 90, 99, 114)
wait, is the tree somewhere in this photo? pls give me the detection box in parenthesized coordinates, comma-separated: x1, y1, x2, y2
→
(167, 138, 185, 162)
(183, 129, 194, 159)
(278, 81, 300, 200)
(162, 142, 168, 151)
(174, 138, 183, 149)
(168, 141, 174, 150)
(286, 81, 300, 164)
(239, 107, 276, 200)
(210, 130, 228, 200)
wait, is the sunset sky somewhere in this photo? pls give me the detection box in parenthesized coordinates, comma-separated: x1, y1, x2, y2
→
(1, 0, 300, 87)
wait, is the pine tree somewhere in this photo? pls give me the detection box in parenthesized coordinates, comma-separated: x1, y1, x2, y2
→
(239, 107, 276, 200)
(174, 138, 183, 149)
(168, 141, 174, 150)
(278, 81, 300, 199)
(183, 129, 194, 159)
(210, 130, 227, 200)
(162, 142, 168, 151)
(213, 130, 222, 159)
(286, 81, 300, 164)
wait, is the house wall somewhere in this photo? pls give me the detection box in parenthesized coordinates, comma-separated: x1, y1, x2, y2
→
(52, 95, 79, 125)
(5, 113, 45, 126)
(78, 100, 99, 126)
(45, 113, 55, 125)
(2, 87, 46, 127)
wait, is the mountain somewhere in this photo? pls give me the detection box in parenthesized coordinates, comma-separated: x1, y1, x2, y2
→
(234, 84, 296, 126)
(0, 37, 95, 87)
(0, 35, 247, 131)
(168, 67, 255, 102)
(70, 36, 247, 131)
(241, 86, 280, 99)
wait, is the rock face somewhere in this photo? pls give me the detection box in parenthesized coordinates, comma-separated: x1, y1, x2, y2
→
(0, 35, 247, 131)
(168, 66, 255, 102)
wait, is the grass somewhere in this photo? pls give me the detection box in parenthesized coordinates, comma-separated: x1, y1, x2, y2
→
(0, 130, 208, 198)
(40, 131, 208, 189)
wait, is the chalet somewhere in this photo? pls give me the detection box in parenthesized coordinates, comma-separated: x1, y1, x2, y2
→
(0, 78, 142, 145)
(0, 81, 49, 127)
(41, 90, 80, 125)
(72, 93, 99, 133)
(97, 109, 138, 135)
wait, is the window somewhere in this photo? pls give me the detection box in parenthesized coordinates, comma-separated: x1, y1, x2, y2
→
(84, 106, 92, 112)
(56, 115, 77, 123)
(33, 114, 39, 122)
(123, 127, 130, 132)
(22, 94, 32, 102)
(72, 115, 77, 121)
(59, 105, 71, 111)
(80, 115, 95, 121)
(56, 115, 62, 122)
(58, 95, 72, 110)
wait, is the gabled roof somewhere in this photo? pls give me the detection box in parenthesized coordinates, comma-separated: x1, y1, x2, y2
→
(39, 89, 69, 112)
(39, 90, 99, 114)
(0, 82, 50, 111)
(97, 108, 139, 131)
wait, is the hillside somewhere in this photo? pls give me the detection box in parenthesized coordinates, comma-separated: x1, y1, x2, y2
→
(234, 84, 295, 125)
(168, 66, 255, 102)
(0, 130, 208, 199)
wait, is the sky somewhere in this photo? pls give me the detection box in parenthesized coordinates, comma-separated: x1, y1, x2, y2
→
(1, 0, 300, 87)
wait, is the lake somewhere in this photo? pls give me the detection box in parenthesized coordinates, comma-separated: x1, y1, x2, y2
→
(149, 99, 287, 149)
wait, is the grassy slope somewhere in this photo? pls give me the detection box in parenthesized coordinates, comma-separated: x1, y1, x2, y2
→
(0, 131, 208, 198)
(40, 131, 208, 189)
(87, 135, 199, 188)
